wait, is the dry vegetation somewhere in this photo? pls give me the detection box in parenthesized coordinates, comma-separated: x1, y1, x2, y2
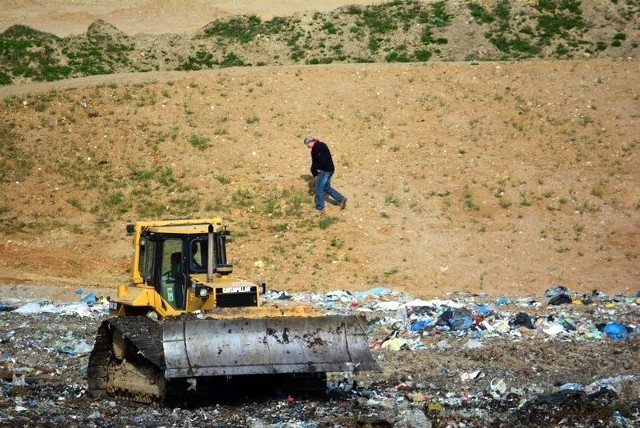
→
(0, 0, 639, 85)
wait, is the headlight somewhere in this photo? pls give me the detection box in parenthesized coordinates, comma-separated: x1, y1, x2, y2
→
(195, 285, 211, 297)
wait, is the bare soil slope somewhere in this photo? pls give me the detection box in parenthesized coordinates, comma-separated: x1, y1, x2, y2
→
(0, 59, 638, 301)
(0, 1, 638, 301)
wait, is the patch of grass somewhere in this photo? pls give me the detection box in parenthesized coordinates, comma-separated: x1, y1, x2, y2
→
(463, 185, 479, 211)
(431, 1, 452, 28)
(322, 22, 338, 35)
(269, 223, 290, 233)
(261, 194, 280, 217)
(498, 198, 512, 209)
(591, 183, 604, 198)
(613, 32, 626, 44)
(468, 2, 494, 24)
(414, 49, 432, 61)
(189, 134, 211, 150)
(205, 199, 228, 212)
(580, 115, 594, 126)
(0, 124, 32, 183)
(169, 195, 200, 215)
(231, 189, 254, 207)
(245, 115, 260, 124)
(178, 51, 216, 71)
(106, 191, 129, 214)
(534, 0, 585, 43)
(318, 215, 339, 229)
(361, 8, 398, 34)
(284, 189, 308, 216)
(132, 169, 156, 181)
(131, 167, 177, 190)
(201, 15, 263, 43)
(384, 267, 399, 277)
(0, 70, 12, 85)
(137, 201, 168, 218)
(220, 52, 246, 68)
(386, 50, 411, 63)
(384, 193, 401, 207)
(66, 198, 83, 210)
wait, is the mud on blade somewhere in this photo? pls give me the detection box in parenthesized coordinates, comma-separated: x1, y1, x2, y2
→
(162, 315, 378, 378)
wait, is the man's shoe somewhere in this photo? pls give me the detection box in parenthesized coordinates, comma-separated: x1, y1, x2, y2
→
(340, 197, 347, 210)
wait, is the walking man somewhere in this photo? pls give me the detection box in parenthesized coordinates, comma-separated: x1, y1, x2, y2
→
(303, 135, 347, 212)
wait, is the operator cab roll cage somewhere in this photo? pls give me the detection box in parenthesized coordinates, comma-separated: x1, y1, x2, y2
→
(135, 226, 233, 309)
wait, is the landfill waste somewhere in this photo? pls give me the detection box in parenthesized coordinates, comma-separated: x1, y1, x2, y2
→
(488, 378, 507, 399)
(511, 312, 534, 329)
(545, 284, 570, 298)
(0, 284, 637, 427)
(603, 322, 632, 340)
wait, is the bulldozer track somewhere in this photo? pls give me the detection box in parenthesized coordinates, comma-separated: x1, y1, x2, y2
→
(87, 317, 167, 406)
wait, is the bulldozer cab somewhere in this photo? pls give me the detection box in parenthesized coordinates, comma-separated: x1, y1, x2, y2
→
(134, 220, 235, 311)
(111, 219, 266, 317)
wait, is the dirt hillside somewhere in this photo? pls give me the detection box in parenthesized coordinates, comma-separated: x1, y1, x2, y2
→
(0, 0, 388, 36)
(0, 1, 638, 302)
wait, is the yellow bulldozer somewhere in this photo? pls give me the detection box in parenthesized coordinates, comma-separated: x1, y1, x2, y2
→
(87, 218, 378, 406)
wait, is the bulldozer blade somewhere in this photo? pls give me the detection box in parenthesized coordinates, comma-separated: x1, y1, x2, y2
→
(162, 315, 378, 379)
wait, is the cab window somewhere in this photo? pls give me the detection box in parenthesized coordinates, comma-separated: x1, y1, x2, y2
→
(190, 239, 208, 272)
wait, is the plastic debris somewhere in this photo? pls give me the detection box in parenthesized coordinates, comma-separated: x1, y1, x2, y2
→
(0, 284, 636, 426)
(448, 315, 474, 331)
(542, 323, 565, 336)
(496, 296, 509, 306)
(488, 378, 507, 398)
(612, 410, 627, 427)
(603, 322, 630, 340)
(80, 293, 97, 304)
(460, 370, 484, 382)
(511, 312, 534, 329)
(466, 338, 483, 349)
(548, 293, 572, 305)
(544, 284, 569, 298)
(13, 300, 105, 318)
(380, 337, 408, 351)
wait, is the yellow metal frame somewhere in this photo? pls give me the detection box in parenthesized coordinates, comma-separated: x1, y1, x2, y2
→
(113, 282, 224, 317)
(129, 218, 224, 285)
(112, 218, 267, 317)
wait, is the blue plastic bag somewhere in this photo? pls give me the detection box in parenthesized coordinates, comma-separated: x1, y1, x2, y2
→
(449, 315, 474, 331)
(604, 322, 628, 340)
(410, 319, 434, 332)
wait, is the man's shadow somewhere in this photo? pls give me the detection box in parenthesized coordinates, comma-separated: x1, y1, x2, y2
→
(301, 174, 315, 195)
(300, 174, 339, 206)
